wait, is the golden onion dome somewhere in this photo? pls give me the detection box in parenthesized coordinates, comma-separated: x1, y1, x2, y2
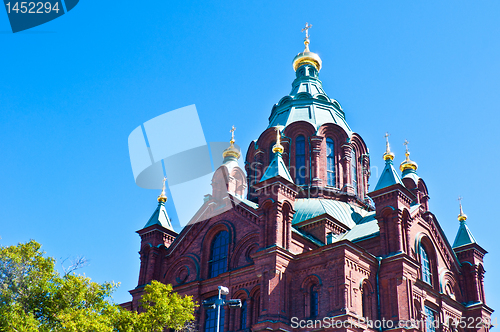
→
(399, 140, 418, 172)
(293, 49, 322, 72)
(399, 151, 418, 172)
(293, 23, 322, 72)
(222, 126, 241, 160)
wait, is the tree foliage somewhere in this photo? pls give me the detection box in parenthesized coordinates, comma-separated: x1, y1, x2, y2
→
(0, 240, 196, 331)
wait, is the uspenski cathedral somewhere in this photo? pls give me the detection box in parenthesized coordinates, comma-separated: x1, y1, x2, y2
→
(122, 26, 492, 332)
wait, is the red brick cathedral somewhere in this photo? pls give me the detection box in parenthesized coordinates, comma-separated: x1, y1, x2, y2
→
(124, 32, 492, 332)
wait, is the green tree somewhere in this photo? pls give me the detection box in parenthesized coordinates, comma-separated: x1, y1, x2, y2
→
(0, 240, 196, 332)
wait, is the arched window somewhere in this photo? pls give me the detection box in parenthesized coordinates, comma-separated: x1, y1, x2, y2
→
(310, 285, 318, 317)
(420, 246, 432, 285)
(209, 231, 229, 278)
(351, 149, 357, 195)
(295, 136, 306, 185)
(240, 299, 247, 330)
(205, 295, 225, 332)
(326, 138, 335, 187)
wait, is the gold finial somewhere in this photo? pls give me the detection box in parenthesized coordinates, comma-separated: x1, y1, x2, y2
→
(403, 139, 410, 154)
(222, 125, 241, 160)
(272, 127, 284, 154)
(383, 132, 395, 161)
(230, 125, 236, 146)
(293, 22, 322, 71)
(458, 196, 467, 222)
(157, 177, 167, 203)
(302, 22, 312, 52)
(400, 139, 418, 172)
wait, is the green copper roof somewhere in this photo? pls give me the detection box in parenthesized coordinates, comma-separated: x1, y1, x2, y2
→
(452, 220, 477, 248)
(292, 198, 372, 229)
(259, 151, 294, 183)
(268, 64, 352, 135)
(143, 202, 174, 231)
(374, 159, 403, 191)
(338, 214, 379, 243)
(402, 168, 420, 184)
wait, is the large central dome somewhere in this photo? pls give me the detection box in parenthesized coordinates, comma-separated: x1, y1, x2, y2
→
(268, 55, 352, 136)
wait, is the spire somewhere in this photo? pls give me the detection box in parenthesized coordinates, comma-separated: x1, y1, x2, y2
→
(272, 126, 284, 154)
(383, 132, 395, 161)
(453, 197, 476, 248)
(374, 133, 403, 191)
(157, 177, 167, 203)
(144, 177, 174, 231)
(222, 125, 241, 161)
(400, 140, 418, 172)
(302, 22, 312, 52)
(260, 127, 294, 183)
(458, 196, 467, 222)
(292, 23, 322, 72)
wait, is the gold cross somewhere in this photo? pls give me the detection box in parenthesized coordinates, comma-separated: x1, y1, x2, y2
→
(385, 132, 390, 152)
(458, 196, 463, 205)
(302, 22, 312, 39)
(162, 177, 166, 192)
(403, 139, 410, 153)
(230, 125, 236, 144)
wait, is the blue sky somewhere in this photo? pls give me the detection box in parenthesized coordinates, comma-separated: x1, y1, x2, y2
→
(1, 0, 499, 316)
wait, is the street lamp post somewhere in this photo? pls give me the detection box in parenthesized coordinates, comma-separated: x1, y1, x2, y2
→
(202, 286, 242, 332)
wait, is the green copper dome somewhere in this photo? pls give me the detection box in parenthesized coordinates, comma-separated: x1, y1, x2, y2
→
(268, 63, 352, 135)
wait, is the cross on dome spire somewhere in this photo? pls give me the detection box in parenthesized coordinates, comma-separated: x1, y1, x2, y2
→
(302, 23, 312, 39)
(230, 125, 236, 146)
(222, 125, 241, 160)
(458, 196, 467, 222)
(272, 127, 284, 154)
(400, 139, 418, 172)
(403, 139, 410, 154)
(157, 177, 167, 203)
(301, 22, 312, 52)
(383, 132, 395, 161)
(293, 22, 322, 71)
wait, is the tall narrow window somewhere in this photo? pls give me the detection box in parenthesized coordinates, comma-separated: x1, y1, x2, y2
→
(351, 149, 357, 195)
(420, 246, 432, 285)
(310, 285, 318, 317)
(296, 136, 306, 185)
(252, 292, 260, 325)
(326, 138, 335, 187)
(424, 306, 436, 332)
(209, 231, 229, 278)
(362, 284, 370, 319)
(205, 295, 226, 332)
(240, 299, 247, 330)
